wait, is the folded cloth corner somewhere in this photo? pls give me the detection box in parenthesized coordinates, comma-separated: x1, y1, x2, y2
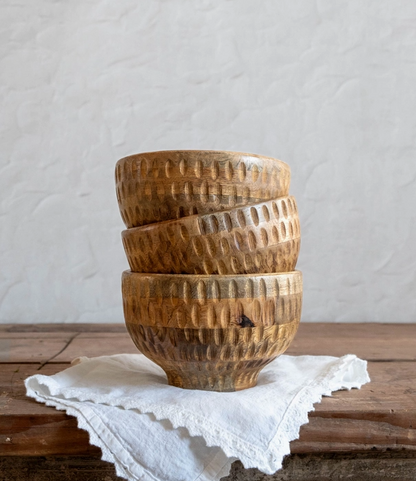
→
(25, 354, 370, 481)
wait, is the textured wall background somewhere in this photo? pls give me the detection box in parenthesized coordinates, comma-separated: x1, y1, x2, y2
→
(1, 0, 416, 323)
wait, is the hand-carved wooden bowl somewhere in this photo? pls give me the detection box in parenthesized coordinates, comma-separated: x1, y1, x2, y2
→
(115, 150, 291, 228)
(122, 196, 300, 275)
(122, 271, 302, 391)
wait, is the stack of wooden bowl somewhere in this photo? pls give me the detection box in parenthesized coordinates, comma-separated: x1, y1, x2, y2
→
(116, 150, 302, 392)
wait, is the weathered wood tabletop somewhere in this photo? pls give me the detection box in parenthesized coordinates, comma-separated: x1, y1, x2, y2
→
(1, 323, 416, 481)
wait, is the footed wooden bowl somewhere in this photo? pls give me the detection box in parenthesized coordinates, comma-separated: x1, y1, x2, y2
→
(116, 150, 291, 228)
(123, 271, 302, 391)
(122, 196, 300, 275)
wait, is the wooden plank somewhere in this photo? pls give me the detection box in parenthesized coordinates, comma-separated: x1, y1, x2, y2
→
(0, 455, 122, 481)
(1, 323, 416, 363)
(52, 335, 137, 362)
(0, 324, 127, 334)
(0, 332, 135, 364)
(1, 323, 415, 479)
(1, 361, 416, 456)
(226, 453, 416, 481)
(1, 452, 416, 481)
(3, 362, 415, 418)
(0, 338, 70, 363)
(0, 363, 99, 456)
(286, 322, 416, 360)
(0, 332, 85, 339)
(2, 323, 416, 363)
(0, 334, 137, 363)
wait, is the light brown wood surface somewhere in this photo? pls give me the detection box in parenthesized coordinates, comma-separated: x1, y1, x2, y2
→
(1, 322, 415, 362)
(116, 150, 299, 391)
(1, 323, 416, 458)
(122, 270, 303, 328)
(122, 196, 300, 275)
(2, 361, 416, 455)
(127, 321, 299, 391)
(122, 271, 302, 391)
(115, 150, 291, 228)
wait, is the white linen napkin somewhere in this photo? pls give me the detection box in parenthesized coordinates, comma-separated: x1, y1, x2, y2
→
(25, 353, 370, 481)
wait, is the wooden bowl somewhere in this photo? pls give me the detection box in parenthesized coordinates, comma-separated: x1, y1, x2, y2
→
(122, 271, 302, 391)
(122, 196, 301, 275)
(115, 150, 291, 228)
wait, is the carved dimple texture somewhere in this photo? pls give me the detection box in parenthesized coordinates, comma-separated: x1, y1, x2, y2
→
(192, 237, 204, 257)
(197, 217, 206, 236)
(200, 179, 209, 203)
(250, 207, 259, 226)
(183, 281, 191, 305)
(260, 228, 268, 247)
(212, 280, 221, 302)
(195, 159, 203, 178)
(223, 213, 233, 232)
(116, 151, 290, 227)
(234, 231, 244, 250)
(184, 182, 192, 201)
(239, 162, 246, 181)
(220, 237, 230, 256)
(180, 225, 189, 243)
(122, 271, 302, 329)
(237, 209, 246, 228)
(262, 205, 270, 222)
(211, 160, 219, 180)
(125, 319, 299, 391)
(225, 161, 233, 180)
(197, 280, 207, 305)
(113, 152, 302, 389)
(165, 159, 173, 178)
(210, 215, 219, 233)
(252, 164, 259, 182)
(205, 237, 216, 257)
(122, 197, 300, 274)
(179, 159, 187, 176)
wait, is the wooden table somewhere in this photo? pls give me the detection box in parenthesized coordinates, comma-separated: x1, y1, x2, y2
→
(1, 323, 416, 480)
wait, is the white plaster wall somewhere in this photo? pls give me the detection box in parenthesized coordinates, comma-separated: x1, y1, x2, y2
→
(1, 0, 416, 324)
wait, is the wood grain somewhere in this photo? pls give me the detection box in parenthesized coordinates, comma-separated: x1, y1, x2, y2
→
(0, 338, 72, 363)
(115, 150, 297, 390)
(126, 320, 299, 391)
(0, 323, 127, 333)
(1, 323, 415, 363)
(287, 322, 416, 361)
(122, 196, 300, 275)
(2, 453, 416, 481)
(225, 454, 416, 481)
(122, 271, 302, 390)
(115, 150, 291, 228)
(2, 359, 416, 456)
(2, 322, 416, 481)
(122, 271, 303, 328)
